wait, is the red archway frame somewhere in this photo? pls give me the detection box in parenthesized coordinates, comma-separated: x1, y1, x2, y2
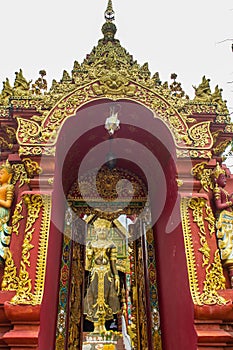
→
(39, 99, 197, 349)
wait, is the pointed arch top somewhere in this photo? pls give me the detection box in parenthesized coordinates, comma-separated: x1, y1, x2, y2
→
(16, 76, 213, 157)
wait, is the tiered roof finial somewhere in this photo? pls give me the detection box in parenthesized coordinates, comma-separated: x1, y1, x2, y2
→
(105, 0, 115, 22)
(102, 0, 117, 41)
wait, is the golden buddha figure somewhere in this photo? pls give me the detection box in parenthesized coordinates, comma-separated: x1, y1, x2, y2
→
(84, 218, 120, 333)
(0, 161, 14, 263)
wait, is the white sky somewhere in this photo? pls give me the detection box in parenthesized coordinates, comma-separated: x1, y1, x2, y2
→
(0, 0, 232, 109)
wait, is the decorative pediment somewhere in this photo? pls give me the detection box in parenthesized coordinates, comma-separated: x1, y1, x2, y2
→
(0, 0, 230, 161)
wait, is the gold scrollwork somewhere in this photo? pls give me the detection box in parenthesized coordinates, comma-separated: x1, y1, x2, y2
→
(16, 76, 216, 158)
(11, 194, 44, 305)
(22, 158, 42, 178)
(199, 250, 227, 306)
(205, 204, 215, 237)
(21, 194, 43, 267)
(0, 136, 13, 150)
(1, 200, 24, 290)
(12, 163, 30, 188)
(176, 179, 184, 187)
(177, 149, 212, 159)
(1, 249, 18, 290)
(16, 118, 41, 144)
(188, 121, 212, 148)
(180, 197, 227, 306)
(189, 198, 210, 267)
(13, 80, 188, 153)
(92, 73, 136, 97)
(18, 146, 56, 156)
(2, 126, 17, 142)
(213, 140, 231, 156)
(11, 200, 24, 236)
(191, 162, 214, 192)
(10, 195, 51, 305)
(225, 124, 233, 133)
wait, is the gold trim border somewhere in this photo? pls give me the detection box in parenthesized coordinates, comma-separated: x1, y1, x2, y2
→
(180, 197, 202, 305)
(34, 194, 52, 303)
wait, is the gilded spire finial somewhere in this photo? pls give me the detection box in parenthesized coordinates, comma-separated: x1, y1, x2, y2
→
(102, 0, 117, 41)
(105, 0, 115, 22)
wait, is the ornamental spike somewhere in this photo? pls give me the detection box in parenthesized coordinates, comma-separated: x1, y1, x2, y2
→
(105, 0, 115, 22)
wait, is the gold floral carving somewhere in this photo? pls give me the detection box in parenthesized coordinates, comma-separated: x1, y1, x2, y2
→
(0, 137, 13, 150)
(176, 179, 184, 187)
(21, 194, 43, 267)
(205, 204, 216, 237)
(11, 194, 49, 305)
(188, 121, 212, 148)
(2, 125, 17, 143)
(48, 177, 54, 185)
(225, 124, 233, 133)
(177, 149, 212, 159)
(0, 107, 9, 117)
(181, 197, 227, 306)
(199, 250, 227, 305)
(68, 166, 147, 220)
(216, 114, 231, 124)
(92, 73, 136, 97)
(22, 158, 42, 178)
(11, 200, 24, 236)
(11, 261, 34, 304)
(1, 200, 24, 290)
(12, 163, 30, 188)
(16, 78, 213, 156)
(18, 146, 56, 156)
(17, 118, 41, 144)
(189, 198, 210, 267)
(191, 162, 214, 192)
(9, 97, 43, 110)
(213, 140, 231, 156)
(1, 249, 18, 290)
(182, 102, 216, 115)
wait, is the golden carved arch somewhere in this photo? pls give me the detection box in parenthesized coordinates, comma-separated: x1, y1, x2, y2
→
(16, 77, 213, 156)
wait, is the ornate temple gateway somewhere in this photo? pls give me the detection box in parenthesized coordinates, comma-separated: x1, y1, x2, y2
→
(0, 1, 233, 349)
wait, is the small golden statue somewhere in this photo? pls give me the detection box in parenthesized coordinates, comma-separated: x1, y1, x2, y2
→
(84, 218, 120, 333)
(0, 78, 13, 105)
(213, 163, 233, 286)
(0, 161, 14, 263)
(211, 85, 229, 115)
(193, 76, 212, 103)
(14, 69, 32, 96)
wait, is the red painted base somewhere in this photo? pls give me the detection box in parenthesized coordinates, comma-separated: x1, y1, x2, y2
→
(2, 303, 40, 350)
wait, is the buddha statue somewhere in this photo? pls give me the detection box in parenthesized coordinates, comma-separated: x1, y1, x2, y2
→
(84, 218, 120, 333)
